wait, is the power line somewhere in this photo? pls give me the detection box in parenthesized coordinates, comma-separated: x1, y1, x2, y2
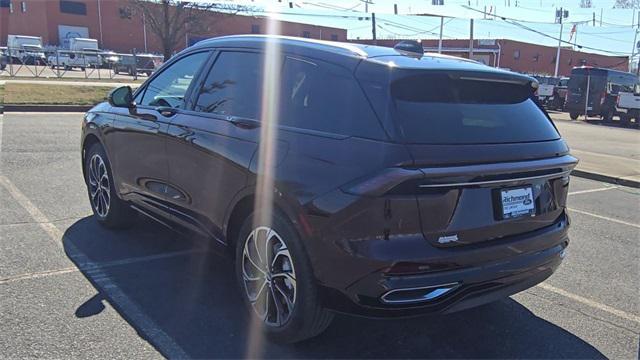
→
(462, 5, 593, 25)
(460, 5, 631, 56)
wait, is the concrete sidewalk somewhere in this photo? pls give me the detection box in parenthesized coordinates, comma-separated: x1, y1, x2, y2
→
(550, 114, 640, 188)
(0, 79, 141, 87)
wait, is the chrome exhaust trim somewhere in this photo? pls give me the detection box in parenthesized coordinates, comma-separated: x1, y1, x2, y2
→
(380, 283, 460, 305)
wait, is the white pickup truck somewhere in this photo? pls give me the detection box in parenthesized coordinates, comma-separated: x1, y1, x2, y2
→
(616, 92, 640, 127)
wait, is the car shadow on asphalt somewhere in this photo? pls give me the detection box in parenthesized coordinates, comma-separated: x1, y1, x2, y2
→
(63, 216, 605, 359)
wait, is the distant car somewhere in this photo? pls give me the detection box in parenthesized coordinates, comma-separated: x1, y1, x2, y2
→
(554, 77, 570, 110)
(616, 91, 640, 127)
(534, 76, 565, 110)
(48, 49, 101, 71)
(82, 35, 577, 343)
(114, 54, 162, 76)
(100, 51, 121, 69)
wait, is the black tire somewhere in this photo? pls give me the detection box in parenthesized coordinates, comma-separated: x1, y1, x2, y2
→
(84, 142, 136, 228)
(235, 211, 333, 344)
(620, 114, 631, 127)
(569, 112, 579, 120)
(602, 108, 614, 123)
(80, 67, 85, 71)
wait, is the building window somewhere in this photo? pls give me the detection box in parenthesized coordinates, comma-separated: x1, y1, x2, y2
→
(60, 0, 87, 15)
(0, 0, 10, 8)
(302, 31, 311, 38)
(513, 49, 520, 60)
(251, 24, 260, 34)
(118, 6, 132, 19)
(20, 1, 25, 12)
(330, 34, 338, 41)
(532, 54, 540, 62)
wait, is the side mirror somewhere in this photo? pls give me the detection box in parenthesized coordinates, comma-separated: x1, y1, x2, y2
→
(108, 86, 134, 108)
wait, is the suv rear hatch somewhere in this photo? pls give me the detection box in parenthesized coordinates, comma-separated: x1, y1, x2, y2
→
(358, 63, 577, 248)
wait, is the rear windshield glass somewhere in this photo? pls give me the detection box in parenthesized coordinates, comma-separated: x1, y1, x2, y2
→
(391, 74, 560, 144)
(568, 74, 606, 93)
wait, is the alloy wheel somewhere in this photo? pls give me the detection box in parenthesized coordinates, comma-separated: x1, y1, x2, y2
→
(241, 226, 297, 327)
(88, 154, 110, 218)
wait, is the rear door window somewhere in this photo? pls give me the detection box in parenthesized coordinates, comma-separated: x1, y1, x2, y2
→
(279, 56, 386, 140)
(194, 51, 263, 119)
(391, 73, 559, 144)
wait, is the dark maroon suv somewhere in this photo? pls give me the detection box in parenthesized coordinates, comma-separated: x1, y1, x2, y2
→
(81, 35, 577, 343)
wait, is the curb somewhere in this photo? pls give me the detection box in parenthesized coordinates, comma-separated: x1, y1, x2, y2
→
(572, 169, 640, 189)
(0, 104, 93, 113)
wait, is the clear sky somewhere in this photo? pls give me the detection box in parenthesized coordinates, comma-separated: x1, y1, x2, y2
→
(210, 0, 638, 58)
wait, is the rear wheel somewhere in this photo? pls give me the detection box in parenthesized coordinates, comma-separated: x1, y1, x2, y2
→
(569, 112, 579, 120)
(84, 142, 136, 228)
(235, 212, 333, 343)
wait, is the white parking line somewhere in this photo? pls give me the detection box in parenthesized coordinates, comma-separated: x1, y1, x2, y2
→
(0, 249, 202, 285)
(537, 283, 640, 324)
(0, 174, 189, 359)
(568, 207, 640, 229)
(568, 186, 618, 196)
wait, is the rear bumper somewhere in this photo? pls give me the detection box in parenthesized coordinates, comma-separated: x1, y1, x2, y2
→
(318, 214, 569, 318)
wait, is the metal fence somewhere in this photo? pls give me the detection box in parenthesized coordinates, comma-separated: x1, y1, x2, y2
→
(0, 47, 163, 81)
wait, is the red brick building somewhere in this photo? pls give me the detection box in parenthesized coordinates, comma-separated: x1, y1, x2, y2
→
(352, 38, 629, 77)
(0, 0, 347, 53)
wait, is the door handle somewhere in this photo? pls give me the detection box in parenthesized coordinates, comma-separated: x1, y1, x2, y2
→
(228, 116, 260, 129)
(156, 106, 177, 117)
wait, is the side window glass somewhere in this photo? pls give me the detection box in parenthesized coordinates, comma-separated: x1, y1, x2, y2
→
(140, 52, 208, 109)
(194, 51, 263, 119)
(279, 57, 386, 140)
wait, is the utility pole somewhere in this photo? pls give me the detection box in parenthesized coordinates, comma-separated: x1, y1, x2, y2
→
(97, 0, 103, 46)
(554, 8, 567, 77)
(469, 18, 474, 59)
(438, 16, 444, 53)
(631, 29, 638, 73)
(371, 12, 377, 45)
(600, 8, 603, 26)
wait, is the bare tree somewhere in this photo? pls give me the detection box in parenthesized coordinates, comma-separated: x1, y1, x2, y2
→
(579, 0, 593, 8)
(613, 0, 640, 8)
(130, 0, 251, 59)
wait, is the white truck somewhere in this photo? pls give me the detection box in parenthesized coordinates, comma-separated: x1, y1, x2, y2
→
(616, 92, 640, 127)
(48, 38, 101, 70)
(7, 35, 46, 65)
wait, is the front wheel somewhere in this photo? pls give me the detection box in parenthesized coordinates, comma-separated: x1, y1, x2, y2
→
(569, 112, 579, 120)
(235, 212, 333, 343)
(84, 143, 136, 228)
(602, 109, 614, 123)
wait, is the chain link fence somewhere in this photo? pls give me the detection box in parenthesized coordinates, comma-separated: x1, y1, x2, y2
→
(0, 47, 163, 81)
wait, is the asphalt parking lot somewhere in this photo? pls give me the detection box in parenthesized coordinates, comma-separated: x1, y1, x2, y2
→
(1, 113, 638, 359)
